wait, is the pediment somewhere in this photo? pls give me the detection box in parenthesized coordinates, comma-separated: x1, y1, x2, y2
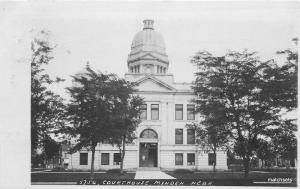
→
(140, 53, 158, 60)
(134, 75, 176, 92)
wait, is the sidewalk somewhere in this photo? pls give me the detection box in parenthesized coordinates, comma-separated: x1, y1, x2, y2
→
(134, 170, 175, 179)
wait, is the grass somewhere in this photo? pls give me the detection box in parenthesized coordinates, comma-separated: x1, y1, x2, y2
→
(165, 170, 296, 181)
(250, 167, 297, 172)
(31, 169, 297, 186)
(31, 168, 48, 172)
(165, 171, 297, 186)
(31, 172, 136, 182)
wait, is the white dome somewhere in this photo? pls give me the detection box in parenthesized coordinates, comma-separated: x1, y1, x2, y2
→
(130, 28, 166, 54)
(127, 20, 169, 74)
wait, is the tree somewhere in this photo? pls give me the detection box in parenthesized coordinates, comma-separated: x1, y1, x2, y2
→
(191, 49, 297, 178)
(254, 139, 275, 168)
(109, 92, 144, 174)
(274, 38, 298, 109)
(31, 30, 66, 166)
(66, 65, 141, 178)
(186, 100, 229, 172)
(269, 120, 297, 167)
(66, 65, 117, 179)
(269, 38, 298, 167)
(43, 136, 60, 167)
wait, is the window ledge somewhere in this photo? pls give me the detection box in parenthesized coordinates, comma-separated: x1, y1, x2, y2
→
(142, 120, 161, 122)
(174, 120, 196, 122)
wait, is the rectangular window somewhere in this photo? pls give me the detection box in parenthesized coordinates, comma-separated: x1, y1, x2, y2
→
(151, 104, 159, 120)
(113, 153, 121, 165)
(208, 153, 216, 166)
(80, 153, 88, 165)
(187, 129, 195, 144)
(175, 153, 183, 165)
(140, 104, 147, 120)
(101, 153, 109, 165)
(175, 129, 183, 144)
(187, 104, 195, 120)
(187, 153, 195, 166)
(175, 104, 183, 120)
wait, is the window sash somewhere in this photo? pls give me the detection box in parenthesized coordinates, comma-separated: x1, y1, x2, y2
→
(187, 153, 195, 166)
(175, 104, 183, 120)
(175, 129, 183, 144)
(175, 153, 183, 165)
(187, 129, 195, 144)
(101, 153, 109, 165)
(187, 104, 195, 120)
(140, 104, 147, 120)
(80, 153, 88, 165)
(151, 104, 159, 120)
(114, 153, 121, 165)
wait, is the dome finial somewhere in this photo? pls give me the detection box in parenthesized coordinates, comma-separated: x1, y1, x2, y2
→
(143, 19, 154, 30)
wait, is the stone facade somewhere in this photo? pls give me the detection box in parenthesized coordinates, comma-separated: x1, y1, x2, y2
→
(67, 20, 227, 171)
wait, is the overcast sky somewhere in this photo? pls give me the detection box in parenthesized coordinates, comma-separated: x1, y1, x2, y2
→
(1, 1, 299, 99)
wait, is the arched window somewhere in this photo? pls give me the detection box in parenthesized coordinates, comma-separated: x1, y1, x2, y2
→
(140, 129, 158, 139)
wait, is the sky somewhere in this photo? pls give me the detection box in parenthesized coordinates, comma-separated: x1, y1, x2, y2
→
(1, 1, 299, 99)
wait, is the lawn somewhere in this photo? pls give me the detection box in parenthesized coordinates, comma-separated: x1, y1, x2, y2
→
(164, 171, 297, 186)
(31, 172, 136, 182)
(31, 170, 297, 186)
(165, 171, 295, 180)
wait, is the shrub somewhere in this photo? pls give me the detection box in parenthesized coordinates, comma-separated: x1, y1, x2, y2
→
(174, 169, 194, 174)
(52, 167, 66, 172)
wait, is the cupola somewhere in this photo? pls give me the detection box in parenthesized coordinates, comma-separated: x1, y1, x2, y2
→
(127, 19, 169, 74)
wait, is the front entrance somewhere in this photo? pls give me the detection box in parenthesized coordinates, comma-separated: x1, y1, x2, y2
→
(139, 143, 157, 167)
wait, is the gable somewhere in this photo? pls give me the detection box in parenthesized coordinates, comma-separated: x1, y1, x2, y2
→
(141, 54, 157, 60)
(134, 76, 176, 92)
(136, 79, 171, 92)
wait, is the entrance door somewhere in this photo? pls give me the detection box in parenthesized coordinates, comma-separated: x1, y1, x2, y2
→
(139, 143, 157, 167)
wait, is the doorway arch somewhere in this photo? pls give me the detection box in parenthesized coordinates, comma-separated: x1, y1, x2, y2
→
(140, 129, 158, 139)
(139, 129, 158, 167)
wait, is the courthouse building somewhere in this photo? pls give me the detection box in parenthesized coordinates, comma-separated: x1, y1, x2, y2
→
(66, 20, 227, 170)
